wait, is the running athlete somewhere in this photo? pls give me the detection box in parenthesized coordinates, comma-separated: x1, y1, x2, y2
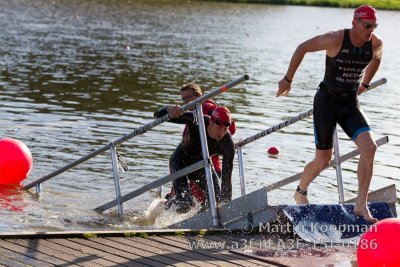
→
(155, 106, 235, 214)
(276, 5, 383, 223)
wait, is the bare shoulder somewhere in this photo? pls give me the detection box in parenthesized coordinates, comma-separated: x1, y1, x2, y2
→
(372, 33, 383, 49)
(322, 29, 343, 43)
(302, 29, 343, 52)
(320, 29, 344, 49)
(323, 29, 344, 56)
(372, 33, 383, 58)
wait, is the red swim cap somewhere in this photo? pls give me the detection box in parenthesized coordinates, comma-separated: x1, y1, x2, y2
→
(211, 106, 231, 124)
(354, 5, 377, 20)
(202, 102, 217, 116)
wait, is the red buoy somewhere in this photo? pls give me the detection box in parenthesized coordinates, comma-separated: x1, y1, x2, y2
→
(267, 146, 280, 158)
(357, 218, 400, 267)
(0, 138, 33, 185)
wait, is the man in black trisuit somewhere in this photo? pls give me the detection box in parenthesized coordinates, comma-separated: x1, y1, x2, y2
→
(277, 5, 383, 223)
(155, 106, 234, 213)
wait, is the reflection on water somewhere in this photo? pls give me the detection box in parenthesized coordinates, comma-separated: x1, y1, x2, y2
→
(0, 0, 399, 232)
(0, 185, 26, 212)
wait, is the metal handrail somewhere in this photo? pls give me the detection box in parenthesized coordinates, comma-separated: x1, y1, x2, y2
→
(235, 78, 387, 201)
(24, 75, 249, 221)
(195, 102, 220, 226)
(264, 136, 389, 192)
(95, 160, 206, 212)
(23, 75, 249, 191)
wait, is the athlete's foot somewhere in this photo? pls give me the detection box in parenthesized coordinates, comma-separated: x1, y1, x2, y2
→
(294, 191, 309, 204)
(294, 186, 309, 204)
(353, 204, 378, 224)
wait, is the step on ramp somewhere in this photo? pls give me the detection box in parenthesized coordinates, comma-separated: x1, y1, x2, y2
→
(167, 185, 397, 244)
(283, 202, 394, 244)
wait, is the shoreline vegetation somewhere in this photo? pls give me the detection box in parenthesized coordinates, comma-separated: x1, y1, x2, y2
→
(199, 0, 400, 10)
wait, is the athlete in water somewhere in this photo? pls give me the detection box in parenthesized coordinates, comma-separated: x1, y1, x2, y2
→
(155, 106, 234, 213)
(276, 5, 383, 223)
(155, 83, 236, 177)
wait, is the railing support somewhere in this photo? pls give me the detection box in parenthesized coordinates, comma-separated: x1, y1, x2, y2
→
(333, 128, 345, 203)
(109, 142, 123, 217)
(196, 102, 219, 227)
(237, 146, 246, 196)
(157, 185, 163, 198)
(35, 183, 42, 194)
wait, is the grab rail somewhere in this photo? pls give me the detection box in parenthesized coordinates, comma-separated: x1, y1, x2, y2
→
(264, 136, 389, 192)
(235, 78, 387, 201)
(94, 160, 206, 212)
(23, 75, 249, 191)
(24, 75, 249, 221)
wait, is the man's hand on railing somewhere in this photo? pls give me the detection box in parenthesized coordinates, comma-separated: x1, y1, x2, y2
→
(166, 105, 183, 118)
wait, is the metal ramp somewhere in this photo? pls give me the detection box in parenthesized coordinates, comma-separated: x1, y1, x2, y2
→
(168, 184, 397, 231)
(283, 202, 394, 244)
(169, 185, 279, 229)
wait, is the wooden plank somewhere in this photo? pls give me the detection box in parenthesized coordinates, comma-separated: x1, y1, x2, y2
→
(148, 236, 232, 266)
(38, 239, 113, 266)
(0, 228, 232, 240)
(182, 235, 275, 267)
(50, 238, 142, 267)
(143, 235, 225, 266)
(164, 235, 265, 266)
(231, 244, 358, 267)
(199, 234, 278, 267)
(0, 248, 40, 267)
(108, 237, 215, 267)
(89, 237, 187, 266)
(69, 237, 166, 267)
(44, 239, 116, 266)
(8, 238, 105, 267)
(0, 239, 67, 266)
(0, 259, 27, 267)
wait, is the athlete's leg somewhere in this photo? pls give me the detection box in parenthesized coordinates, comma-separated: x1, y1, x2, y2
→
(295, 86, 335, 204)
(353, 131, 378, 223)
(294, 148, 333, 204)
(338, 99, 377, 223)
(169, 150, 194, 213)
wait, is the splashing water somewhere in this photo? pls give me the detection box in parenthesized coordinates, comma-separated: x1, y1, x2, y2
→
(125, 198, 201, 228)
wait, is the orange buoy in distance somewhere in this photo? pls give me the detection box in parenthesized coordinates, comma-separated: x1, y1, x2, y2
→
(0, 138, 33, 185)
(267, 146, 280, 158)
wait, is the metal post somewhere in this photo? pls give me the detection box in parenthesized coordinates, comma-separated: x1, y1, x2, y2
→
(333, 127, 345, 203)
(35, 183, 42, 194)
(196, 102, 219, 227)
(109, 142, 123, 217)
(237, 146, 247, 196)
(157, 185, 163, 198)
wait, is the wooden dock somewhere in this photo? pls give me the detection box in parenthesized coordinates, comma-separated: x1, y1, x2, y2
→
(0, 229, 280, 267)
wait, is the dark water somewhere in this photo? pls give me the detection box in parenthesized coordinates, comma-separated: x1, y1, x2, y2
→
(1, 0, 399, 231)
